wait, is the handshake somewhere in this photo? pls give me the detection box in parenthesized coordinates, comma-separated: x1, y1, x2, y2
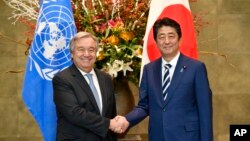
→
(109, 115, 129, 133)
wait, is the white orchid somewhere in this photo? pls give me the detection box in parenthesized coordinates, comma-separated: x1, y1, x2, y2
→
(104, 60, 133, 77)
(104, 60, 123, 77)
(121, 61, 133, 76)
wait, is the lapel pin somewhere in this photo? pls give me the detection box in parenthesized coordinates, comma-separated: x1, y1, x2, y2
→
(180, 66, 187, 72)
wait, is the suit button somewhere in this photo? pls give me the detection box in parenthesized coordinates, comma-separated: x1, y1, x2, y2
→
(163, 108, 166, 111)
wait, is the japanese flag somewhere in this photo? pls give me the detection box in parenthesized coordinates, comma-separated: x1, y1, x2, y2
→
(141, 0, 197, 78)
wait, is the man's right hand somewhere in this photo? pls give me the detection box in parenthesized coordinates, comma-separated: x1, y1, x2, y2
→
(109, 115, 129, 133)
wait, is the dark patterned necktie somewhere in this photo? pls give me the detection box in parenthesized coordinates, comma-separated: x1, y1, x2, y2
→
(162, 64, 172, 101)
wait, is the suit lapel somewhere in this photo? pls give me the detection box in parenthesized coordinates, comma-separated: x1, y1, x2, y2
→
(163, 54, 188, 107)
(152, 58, 165, 106)
(70, 64, 101, 114)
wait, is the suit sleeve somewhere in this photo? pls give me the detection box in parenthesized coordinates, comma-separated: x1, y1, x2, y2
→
(125, 65, 149, 127)
(53, 75, 110, 138)
(195, 63, 213, 141)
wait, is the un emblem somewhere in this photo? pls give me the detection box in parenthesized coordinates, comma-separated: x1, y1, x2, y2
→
(29, 3, 76, 80)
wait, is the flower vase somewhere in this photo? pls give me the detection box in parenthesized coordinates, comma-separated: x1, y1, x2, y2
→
(114, 78, 135, 116)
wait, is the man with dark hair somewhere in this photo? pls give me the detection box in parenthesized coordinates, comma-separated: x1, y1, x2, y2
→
(116, 17, 213, 141)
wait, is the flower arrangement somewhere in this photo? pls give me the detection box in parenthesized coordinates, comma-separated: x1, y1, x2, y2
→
(72, 0, 150, 85)
(3, 0, 218, 85)
(3, 0, 150, 85)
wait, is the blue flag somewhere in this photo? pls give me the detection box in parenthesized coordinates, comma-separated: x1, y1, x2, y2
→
(22, 0, 76, 140)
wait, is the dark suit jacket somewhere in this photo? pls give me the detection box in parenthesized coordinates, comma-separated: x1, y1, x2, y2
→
(53, 64, 117, 141)
(126, 54, 213, 141)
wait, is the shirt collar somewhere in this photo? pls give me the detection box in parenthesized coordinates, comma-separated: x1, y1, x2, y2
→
(77, 68, 95, 77)
(162, 52, 180, 68)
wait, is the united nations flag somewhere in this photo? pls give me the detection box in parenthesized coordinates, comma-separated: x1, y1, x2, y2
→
(22, 0, 76, 140)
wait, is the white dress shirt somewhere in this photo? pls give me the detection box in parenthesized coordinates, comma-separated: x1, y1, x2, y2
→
(78, 68, 103, 112)
(161, 52, 180, 84)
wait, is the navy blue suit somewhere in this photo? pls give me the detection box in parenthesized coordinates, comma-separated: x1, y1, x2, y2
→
(126, 53, 213, 141)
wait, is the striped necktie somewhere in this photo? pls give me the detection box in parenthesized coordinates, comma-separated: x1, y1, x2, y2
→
(162, 64, 172, 101)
